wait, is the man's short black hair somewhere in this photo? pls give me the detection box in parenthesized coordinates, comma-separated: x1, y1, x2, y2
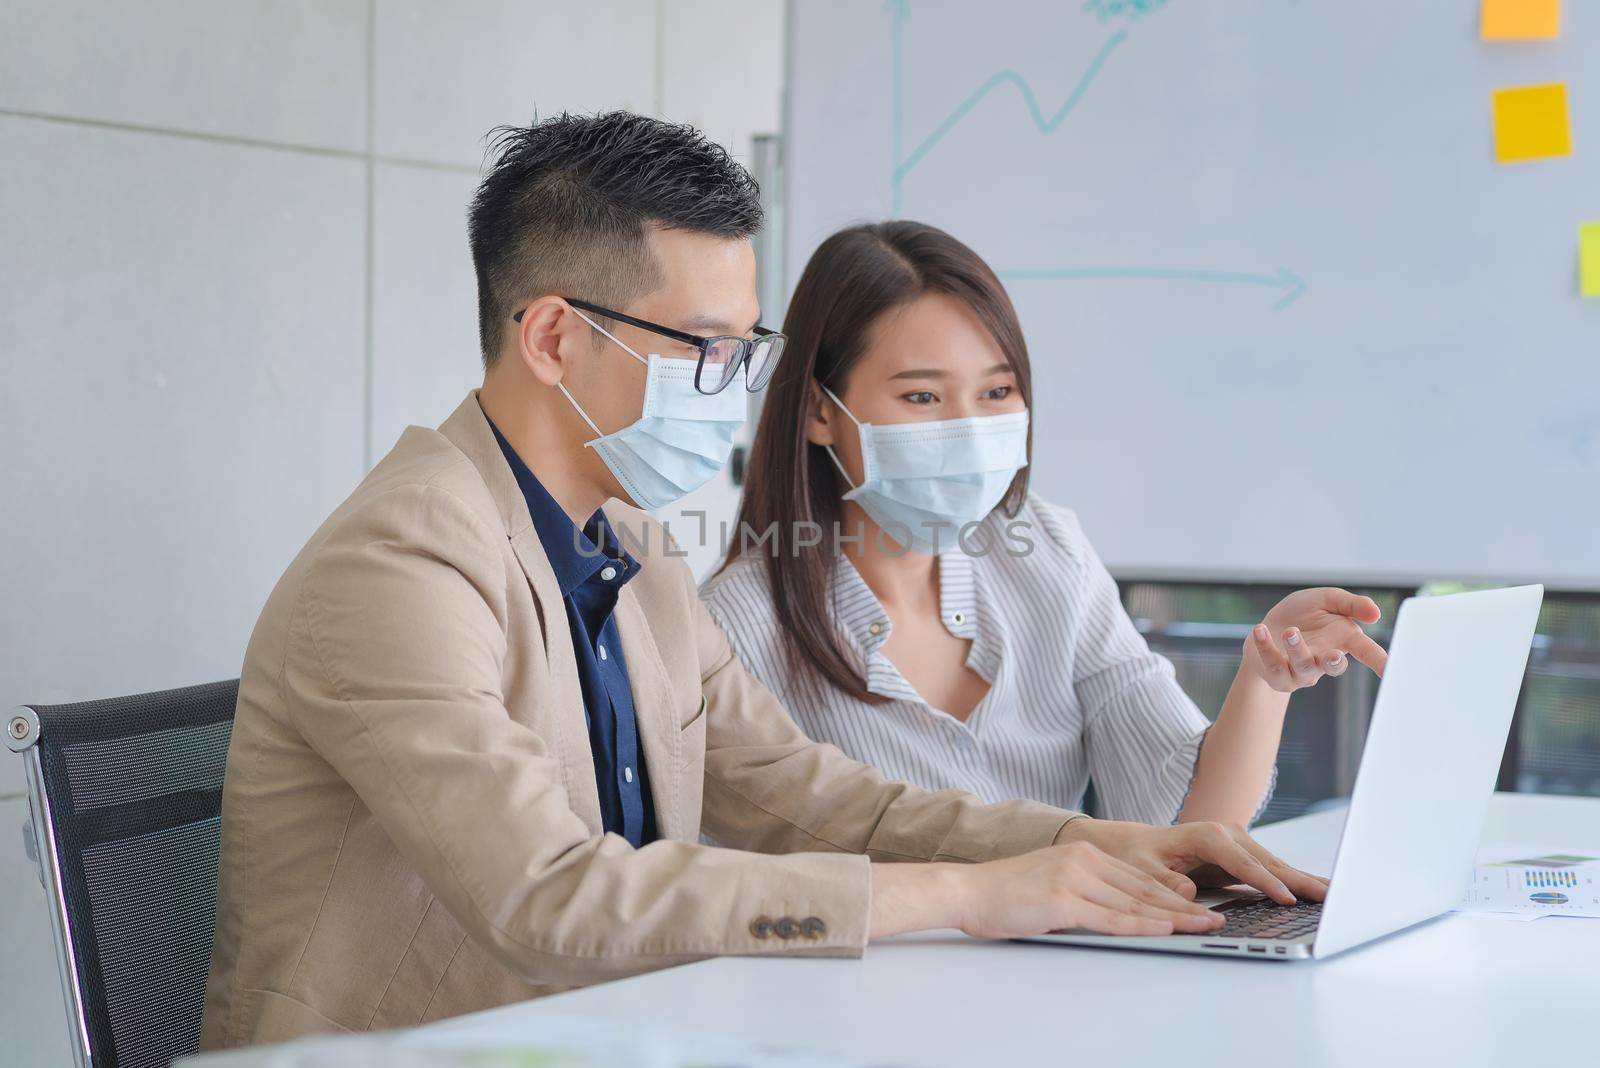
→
(468, 111, 764, 367)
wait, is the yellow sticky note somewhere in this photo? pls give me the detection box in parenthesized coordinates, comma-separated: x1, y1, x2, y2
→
(1481, 0, 1561, 41)
(1581, 223, 1600, 298)
(1491, 83, 1572, 163)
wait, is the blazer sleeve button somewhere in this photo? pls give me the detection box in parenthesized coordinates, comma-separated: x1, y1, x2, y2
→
(774, 917, 800, 940)
(801, 916, 826, 939)
(750, 916, 774, 939)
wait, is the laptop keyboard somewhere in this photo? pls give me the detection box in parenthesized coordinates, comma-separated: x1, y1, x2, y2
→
(1195, 898, 1323, 940)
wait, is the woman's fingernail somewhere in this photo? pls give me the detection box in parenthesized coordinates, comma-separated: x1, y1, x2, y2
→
(1286, 630, 1301, 646)
(1255, 625, 1268, 641)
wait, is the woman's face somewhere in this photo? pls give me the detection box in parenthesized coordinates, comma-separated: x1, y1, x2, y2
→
(807, 291, 1024, 486)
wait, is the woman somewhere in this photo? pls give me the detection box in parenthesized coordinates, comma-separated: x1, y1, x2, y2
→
(701, 221, 1387, 826)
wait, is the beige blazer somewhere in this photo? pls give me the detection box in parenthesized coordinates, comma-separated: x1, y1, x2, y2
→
(200, 393, 1078, 1049)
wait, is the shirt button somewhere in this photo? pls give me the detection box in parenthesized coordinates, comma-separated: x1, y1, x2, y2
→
(951, 611, 965, 625)
(598, 645, 608, 661)
(624, 766, 634, 783)
(600, 565, 617, 581)
(868, 620, 885, 636)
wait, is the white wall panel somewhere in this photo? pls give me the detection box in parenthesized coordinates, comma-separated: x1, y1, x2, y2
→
(0, 796, 73, 1066)
(0, 0, 367, 151)
(658, 0, 785, 158)
(373, 0, 657, 168)
(0, 116, 366, 706)
(370, 162, 484, 458)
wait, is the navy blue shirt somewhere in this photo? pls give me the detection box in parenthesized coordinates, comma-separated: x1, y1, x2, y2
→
(488, 419, 657, 848)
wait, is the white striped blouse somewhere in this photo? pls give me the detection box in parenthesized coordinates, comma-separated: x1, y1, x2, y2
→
(699, 496, 1274, 826)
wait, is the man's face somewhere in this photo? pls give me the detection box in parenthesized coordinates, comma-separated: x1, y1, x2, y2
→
(567, 226, 760, 507)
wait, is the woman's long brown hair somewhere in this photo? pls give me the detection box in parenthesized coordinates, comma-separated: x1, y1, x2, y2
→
(721, 220, 1034, 704)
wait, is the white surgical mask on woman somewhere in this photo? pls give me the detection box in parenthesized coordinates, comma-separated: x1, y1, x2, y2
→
(560, 307, 748, 510)
(820, 384, 1029, 554)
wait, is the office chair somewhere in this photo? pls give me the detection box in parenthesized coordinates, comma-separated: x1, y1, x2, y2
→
(7, 680, 239, 1068)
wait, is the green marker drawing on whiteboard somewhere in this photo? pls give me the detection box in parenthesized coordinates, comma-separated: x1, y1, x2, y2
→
(885, 0, 1307, 310)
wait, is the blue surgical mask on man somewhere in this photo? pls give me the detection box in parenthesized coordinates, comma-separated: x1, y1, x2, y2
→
(820, 384, 1029, 555)
(560, 308, 748, 510)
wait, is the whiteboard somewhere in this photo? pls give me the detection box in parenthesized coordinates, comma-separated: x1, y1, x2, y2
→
(784, 0, 1600, 587)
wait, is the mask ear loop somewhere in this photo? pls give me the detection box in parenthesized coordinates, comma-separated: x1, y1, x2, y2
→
(560, 304, 650, 444)
(557, 382, 606, 444)
(818, 383, 864, 491)
(569, 305, 648, 366)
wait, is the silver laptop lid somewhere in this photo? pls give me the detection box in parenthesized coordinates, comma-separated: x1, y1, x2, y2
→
(1313, 584, 1543, 958)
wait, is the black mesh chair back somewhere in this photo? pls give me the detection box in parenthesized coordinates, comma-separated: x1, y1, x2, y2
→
(8, 680, 239, 1068)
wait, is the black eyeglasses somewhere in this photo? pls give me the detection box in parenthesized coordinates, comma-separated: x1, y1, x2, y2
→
(514, 297, 786, 396)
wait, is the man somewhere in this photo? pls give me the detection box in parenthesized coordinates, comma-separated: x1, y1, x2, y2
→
(201, 112, 1324, 1048)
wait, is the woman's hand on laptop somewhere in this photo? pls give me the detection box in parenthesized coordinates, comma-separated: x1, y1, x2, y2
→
(1058, 818, 1330, 906)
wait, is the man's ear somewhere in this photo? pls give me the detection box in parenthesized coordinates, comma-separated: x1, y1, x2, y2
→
(804, 380, 836, 448)
(513, 296, 585, 387)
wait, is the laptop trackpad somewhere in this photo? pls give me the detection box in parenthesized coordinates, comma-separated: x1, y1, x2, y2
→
(1195, 887, 1268, 909)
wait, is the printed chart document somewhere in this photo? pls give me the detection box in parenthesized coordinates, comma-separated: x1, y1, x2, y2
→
(1458, 843, 1600, 920)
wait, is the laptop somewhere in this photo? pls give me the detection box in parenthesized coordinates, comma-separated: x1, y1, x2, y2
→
(1021, 583, 1544, 961)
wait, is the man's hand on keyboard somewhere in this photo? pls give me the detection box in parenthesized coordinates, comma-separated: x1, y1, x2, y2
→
(1054, 819, 1331, 906)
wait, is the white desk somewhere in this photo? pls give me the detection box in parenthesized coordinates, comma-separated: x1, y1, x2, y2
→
(193, 793, 1600, 1068)
(442, 793, 1600, 1067)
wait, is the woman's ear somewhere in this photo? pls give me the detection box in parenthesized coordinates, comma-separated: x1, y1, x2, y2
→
(804, 380, 837, 447)
(513, 296, 585, 387)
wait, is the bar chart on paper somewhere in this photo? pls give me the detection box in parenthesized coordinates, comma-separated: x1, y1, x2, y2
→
(1462, 850, 1600, 917)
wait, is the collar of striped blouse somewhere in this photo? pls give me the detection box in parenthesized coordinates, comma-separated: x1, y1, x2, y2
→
(832, 550, 978, 652)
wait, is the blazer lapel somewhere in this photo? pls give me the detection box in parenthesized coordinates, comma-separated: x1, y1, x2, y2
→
(437, 392, 603, 834)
